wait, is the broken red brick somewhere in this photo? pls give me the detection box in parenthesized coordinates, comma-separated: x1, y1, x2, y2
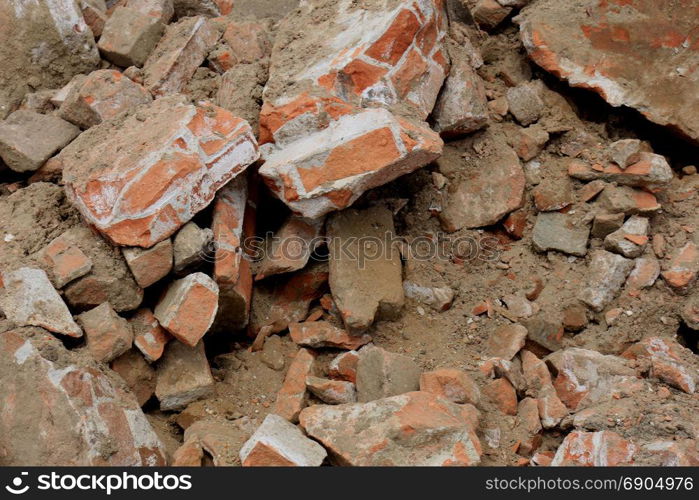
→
(78, 302, 133, 363)
(300, 391, 482, 466)
(130, 308, 171, 362)
(154, 272, 219, 347)
(143, 16, 221, 96)
(42, 233, 93, 288)
(306, 376, 357, 405)
(272, 348, 316, 423)
(518, 0, 699, 142)
(419, 368, 480, 405)
(122, 239, 173, 288)
(483, 377, 518, 415)
(328, 350, 359, 384)
(240, 414, 327, 466)
(289, 321, 371, 350)
(60, 97, 259, 248)
(661, 242, 699, 294)
(622, 337, 696, 394)
(551, 431, 635, 466)
(487, 324, 528, 360)
(209, 21, 271, 73)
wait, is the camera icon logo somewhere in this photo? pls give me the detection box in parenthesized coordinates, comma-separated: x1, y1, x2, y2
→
(5, 472, 29, 495)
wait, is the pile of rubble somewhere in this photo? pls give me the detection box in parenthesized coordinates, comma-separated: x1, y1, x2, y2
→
(0, 0, 697, 466)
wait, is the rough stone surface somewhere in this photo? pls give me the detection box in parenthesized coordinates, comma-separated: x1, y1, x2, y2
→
(517, 0, 699, 142)
(173, 221, 213, 274)
(154, 272, 219, 347)
(579, 250, 636, 311)
(143, 16, 221, 96)
(604, 215, 649, 258)
(487, 324, 528, 360)
(440, 132, 525, 231)
(0, 110, 79, 172)
(0, 0, 100, 119)
(0, 327, 166, 465)
(59, 96, 259, 248)
(356, 344, 421, 403)
(111, 349, 156, 406)
(532, 212, 589, 257)
(98, 7, 165, 68)
(0, 267, 82, 338)
(432, 45, 488, 136)
(240, 414, 327, 467)
(328, 206, 404, 333)
(300, 391, 482, 466)
(58, 70, 152, 129)
(622, 337, 697, 394)
(155, 340, 215, 411)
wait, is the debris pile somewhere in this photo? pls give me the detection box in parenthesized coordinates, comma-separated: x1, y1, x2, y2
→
(0, 0, 697, 467)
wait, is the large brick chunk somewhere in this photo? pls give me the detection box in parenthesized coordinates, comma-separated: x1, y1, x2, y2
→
(0, 328, 166, 466)
(240, 414, 327, 466)
(327, 206, 404, 332)
(78, 302, 134, 363)
(260, 107, 442, 218)
(258, 0, 447, 215)
(517, 0, 699, 142)
(60, 96, 259, 247)
(58, 70, 152, 129)
(552, 348, 641, 411)
(300, 391, 482, 466)
(154, 272, 219, 347)
(661, 242, 699, 295)
(143, 16, 221, 96)
(0, 111, 79, 172)
(551, 431, 635, 466)
(0, 0, 100, 119)
(155, 340, 214, 411)
(98, 7, 165, 68)
(0, 267, 82, 338)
